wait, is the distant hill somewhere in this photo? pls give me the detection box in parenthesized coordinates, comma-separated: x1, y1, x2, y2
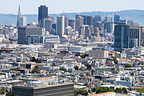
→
(0, 9, 144, 26)
(0, 14, 37, 26)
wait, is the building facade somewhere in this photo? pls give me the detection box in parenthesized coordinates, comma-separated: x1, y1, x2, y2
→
(38, 5, 48, 27)
(114, 24, 129, 51)
(104, 22, 114, 33)
(75, 15, 84, 32)
(114, 14, 120, 24)
(18, 27, 45, 44)
(129, 26, 142, 48)
(43, 17, 54, 32)
(19, 17, 27, 26)
(56, 16, 65, 37)
(68, 19, 75, 30)
(13, 83, 74, 96)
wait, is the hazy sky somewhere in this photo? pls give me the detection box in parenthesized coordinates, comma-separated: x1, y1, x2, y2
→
(0, 0, 144, 14)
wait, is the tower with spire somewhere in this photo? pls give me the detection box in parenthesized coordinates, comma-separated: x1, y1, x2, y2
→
(17, 5, 21, 27)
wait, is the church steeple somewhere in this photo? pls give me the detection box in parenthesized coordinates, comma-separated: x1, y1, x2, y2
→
(17, 5, 21, 27)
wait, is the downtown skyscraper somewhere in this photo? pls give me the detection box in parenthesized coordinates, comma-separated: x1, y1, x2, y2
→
(17, 5, 21, 27)
(38, 5, 48, 27)
(114, 23, 129, 51)
(56, 16, 65, 37)
(17, 5, 27, 27)
(114, 14, 120, 24)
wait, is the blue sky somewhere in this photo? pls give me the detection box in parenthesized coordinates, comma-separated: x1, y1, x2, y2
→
(0, 0, 144, 14)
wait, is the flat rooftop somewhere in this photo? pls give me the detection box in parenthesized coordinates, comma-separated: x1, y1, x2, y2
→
(13, 83, 73, 89)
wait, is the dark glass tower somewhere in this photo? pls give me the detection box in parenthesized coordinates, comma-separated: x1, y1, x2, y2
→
(87, 16, 93, 26)
(114, 23, 129, 51)
(114, 14, 120, 24)
(38, 5, 48, 27)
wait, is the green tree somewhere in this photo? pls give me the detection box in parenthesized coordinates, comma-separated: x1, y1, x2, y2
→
(80, 54, 89, 58)
(113, 57, 118, 64)
(0, 89, 5, 94)
(52, 63, 56, 66)
(125, 64, 132, 68)
(84, 82, 89, 87)
(60, 68, 67, 72)
(95, 87, 113, 94)
(130, 72, 134, 76)
(114, 88, 127, 94)
(121, 88, 128, 94)
(92, 88, 96, 92)
(30, 57, 41, 63)
(6, 92, 16, 96)
(138, 88, 144, 93)
(74, 89, 88, 96)
(36, 58, 41, 63)
(31, 65, 39, 73)
(10, 67, 20, 71)
(30, 57, 36, 62)
(86, 72, 90, 76)
(80, 74, 84, 77)
(75, 53, 80, 56)
(74, 66, 79, 70)
(86, 65, 92, 70)
(114, 88, 121, 93)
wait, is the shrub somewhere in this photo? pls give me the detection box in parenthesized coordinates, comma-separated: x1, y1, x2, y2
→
(74, 89, 88, 96)
(125, 64, 132, 67)
(31, 66, 39, 73)
(60, 68, 67, 72)
(114, 88, 127, 94)
(6, 92, 16, 96)
(0, 89, 5, 94)
(74, 66, 79, 70)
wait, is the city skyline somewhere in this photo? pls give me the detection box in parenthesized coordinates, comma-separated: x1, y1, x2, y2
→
(0, 0, 144, 14)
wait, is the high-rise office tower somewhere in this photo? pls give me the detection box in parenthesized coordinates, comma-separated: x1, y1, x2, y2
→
(105, 15, 113, 22)
(129, 27, 142, 48)
(56, 16, 65, 37)
(17, 5, 21, 27)
(93, 21, 102, 27)
(94, 15, 101, 22)
(68, 19, 75, 30)
(79, 25, 90, 39)
(79, 25, 85, 38)
(87, 16, 93, 26)
(114, 14, 120, 23)
(85, 25, 91, 39)
(38, 5, 48, 27)
(141, 31, 144, 47)
(65, 15, 69, 28)
(18, 27, 27, 44)
(114, 24, 129, 51)
(18, 27, 45, 44)
(81, 15, 87, 25)
(93, 15, 102, 31)
(19, 17, 27, 26)
(104, 22, 114, 33)
(75, 15, 84, 31)
(52, 23, 56, 31)
(43, 17, 54, 33)
(78, 15, 93, 25)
